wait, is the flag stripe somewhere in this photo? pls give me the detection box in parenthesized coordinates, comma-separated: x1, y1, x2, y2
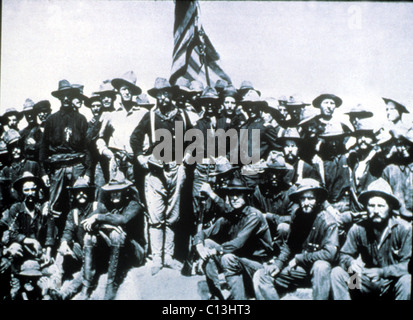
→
(170, 0, 231, 86)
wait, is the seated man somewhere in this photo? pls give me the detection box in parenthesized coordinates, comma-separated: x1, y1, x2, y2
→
(5, 172, 51, 299)
(48, 177, 97, 300)
(253, 178, 338, 300)
(79, 172, 146, 300)
(195, 177, 273, 300)
(331, 178, 411, 300)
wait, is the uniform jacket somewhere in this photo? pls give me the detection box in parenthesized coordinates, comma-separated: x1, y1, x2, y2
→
(338, 217, 412, 278)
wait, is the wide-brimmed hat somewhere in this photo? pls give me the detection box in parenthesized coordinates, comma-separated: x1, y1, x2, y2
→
(85, 95, 102, 108)
(240, 89, 268, 108)
(214, 79, 229, 93)
(382, 97, 409, 114)
(219, 177, 254, 194)
(263, 151, 293, 171)
(22, 99, 35, 113)
(18, 260, 43, 277)
(51, 79, 81, 99)
(71, 84, 88, 101)
(101, 172, 133, 192)
(278, 96, 288, 107)
(67, 176, 95, 193)
(344, 104, 374, 119)
(13, 171, 44, 192)
(312, 94, 343, 109)
(210, 156, 238, 177)
(238, 80, 260, 97)
(0, 140, 8, 155)
(198, 86, 220, 104)
(319, 122, 348, 139)
(189, 80, 205, 94)
(289, 178, 328, 203)
(172, 77, 193, 97)
(33, 100, 51, 113)
(358, 178, 400, 210)
(285, 95, 310, 108)
(3, 129, 21, 146)
(147, 77, 174, 98)
(350, 121, 377, 140)
(93, 80, 117, 98)
(136, 94, 155, 108)
(220, 85, 239, 100)
(111, 71, 142, 96)
(278, 127, 302, 142)
(1, 107, 23, 122)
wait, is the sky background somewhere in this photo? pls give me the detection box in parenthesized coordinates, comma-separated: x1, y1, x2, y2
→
(2, 0, 413, 124)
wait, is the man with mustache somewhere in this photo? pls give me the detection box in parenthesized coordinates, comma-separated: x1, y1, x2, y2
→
(96, 71, 147, 187)
(130, 77, 190, 276)
(195, 177, 273, 300)
(331, 178, 411, 300)
(0, 129, 44, 210)
(253, 178, 338, 300)
(278, 127, 322, 186)
(5, 172, 50, 299)
(48, 177, 96, 300)
(40, 79, 91, 257)
(79, 172, 146, 300)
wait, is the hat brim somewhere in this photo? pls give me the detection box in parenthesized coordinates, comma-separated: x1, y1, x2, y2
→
(18, 270, 43, 277)
(344, 111, 374, 119)
(13, 176, 44, 192)
(290, 186, 328, 203)
(210, 167, 238, 177)
(382, 98, 409, 114)
(2, 111, 23, 121)
(219, 186, 254, 194)
(147, 86, 174, 98)
(51, 88, 81, 99)
(101, 182, 133, 191)
(238, 88, 261, 96)
(240, 100, 268, 108)
(312, 94, 343, 108)
(358, 190, 400, 210)
(111, 79, 142, 96)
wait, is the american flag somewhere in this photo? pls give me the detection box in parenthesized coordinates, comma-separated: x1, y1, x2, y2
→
(169, 0, 232, 87)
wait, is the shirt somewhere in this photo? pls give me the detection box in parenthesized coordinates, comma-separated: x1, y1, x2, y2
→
(193, 200, 273, 263)
(273, 208, 339, 270)
(338, 217, 412, 278)
(97, 104, 148, 155)
(39, 107, 91, 175)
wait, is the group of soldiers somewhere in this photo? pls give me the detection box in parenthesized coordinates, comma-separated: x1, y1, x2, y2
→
(0, 70, 411, 300)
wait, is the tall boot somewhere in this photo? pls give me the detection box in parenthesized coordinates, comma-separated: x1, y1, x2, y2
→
(104, 245, 120, 300)
(149, 227, 164, 275)
(164, 226, 182, 270)
(78, 245, 94, 300)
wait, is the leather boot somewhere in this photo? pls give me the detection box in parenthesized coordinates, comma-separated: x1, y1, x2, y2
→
(164, 226, 182, 270)
(78, 245, 94, 300)
(149, 227, 164, 275)
(104, 245, 120, 300)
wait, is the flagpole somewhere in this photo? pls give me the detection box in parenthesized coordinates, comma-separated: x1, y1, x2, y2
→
(195, 1, 211, 87)
(198, 28, 211, 87)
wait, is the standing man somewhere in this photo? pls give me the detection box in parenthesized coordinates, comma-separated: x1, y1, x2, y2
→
(130, 77, 189, 275)
(253, 178, 339, 300)
(331, 178, 411, 300)
(96, 71, 146, 185)
(39, 79, 91, 251)
(20, 99, 42, 162)
(1, 108, 23, 137)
